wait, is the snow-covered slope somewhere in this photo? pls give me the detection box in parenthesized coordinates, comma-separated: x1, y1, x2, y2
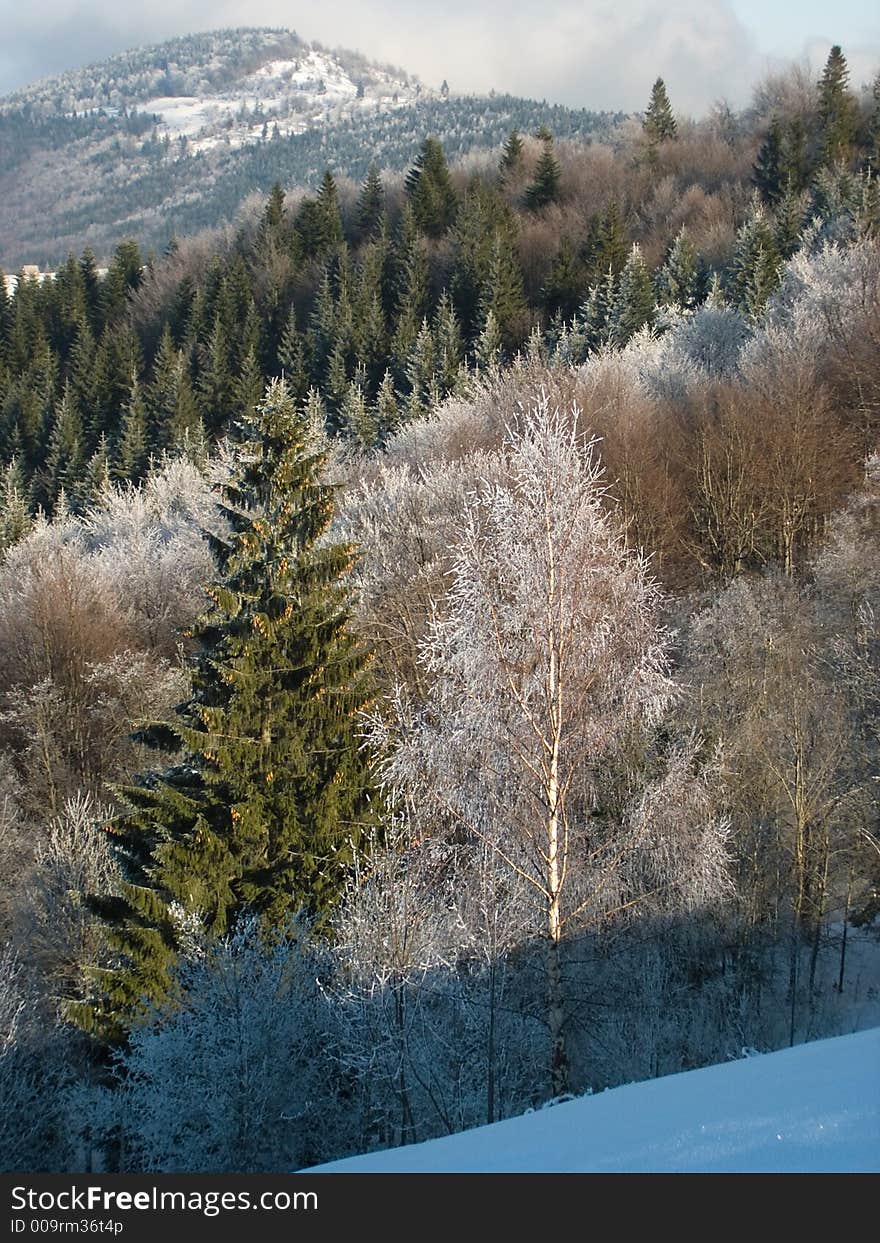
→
(305, 1028, 880, 1173)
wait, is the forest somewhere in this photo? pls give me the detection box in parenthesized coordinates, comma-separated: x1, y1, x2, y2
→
(0, 44, 878, 1172)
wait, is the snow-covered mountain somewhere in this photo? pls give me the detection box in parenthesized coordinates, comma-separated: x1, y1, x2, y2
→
(304, 1028, 880, 1173)
(0, 27, 619, 269)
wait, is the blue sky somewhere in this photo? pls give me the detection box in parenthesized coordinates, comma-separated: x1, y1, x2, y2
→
(730, 0, 877, 54)
(0, 1, 878, 111)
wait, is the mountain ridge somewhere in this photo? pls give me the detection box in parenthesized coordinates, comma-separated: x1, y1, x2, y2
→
(0, 27, 622, 269)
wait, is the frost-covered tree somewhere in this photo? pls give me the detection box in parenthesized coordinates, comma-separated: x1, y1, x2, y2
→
(374, 401, 731, 1098)
(610, 243, 656, 347)
(107, 919, 333, 1172)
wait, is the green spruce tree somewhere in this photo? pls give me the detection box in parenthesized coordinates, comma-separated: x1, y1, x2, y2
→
(524, 135, 562, 211)
(79, 379, 377, 1039)
(818, 45, 858, 167)
(643, 78, 677, 147)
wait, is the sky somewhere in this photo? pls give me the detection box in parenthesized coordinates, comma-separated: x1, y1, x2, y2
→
(0, 0, 878, 114)
(305, 1026, 880, 1172)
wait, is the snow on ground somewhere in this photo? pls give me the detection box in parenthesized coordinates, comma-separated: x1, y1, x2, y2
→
(305, 1028, 880, 1173)
(140, 50, 418, 155)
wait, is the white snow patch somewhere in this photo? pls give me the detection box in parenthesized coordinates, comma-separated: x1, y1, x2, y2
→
(303, 1027, 880, 1173)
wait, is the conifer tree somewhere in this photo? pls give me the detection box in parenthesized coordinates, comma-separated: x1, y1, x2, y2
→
(855, 169, 880, 239)
(43, 383, 86, 510)
(524, 136, 561, 211)
(643, 78, 677, 146)
(655, 228, 706, 310)
(197, 316, 235, 436)
(277, 307, 309, 401)
(316, 170, 345, 251)
(234, 346, 264, 422)
(753, 118, 785, 205)
(357, 163, 386, 237)
(404, 318, 437, 418)
(80, 379, 377, 1039)
(302, 387, 328, 442)
(0, 457, 32, 552)
(728, 200, 782, 318)
(543, 240, 584, 321)
(82, 434, 112, 505)
(474, 309, 503, 372)
(405, 137, 458, 237)
(595, 203, 629, 278)
(580, 267, 618, 352)
(609, 244, 656, 347)
(148, 327, 200, 453)
(392, 206, 431, 377)
(478, 233, 529, 353)
(774, 184, 807, 259)
(114, 370, 150, 483)
(373, 369, 400, 443)
(434, 293, 465, 394)
(818, 45, 858, 166)
(866, 73, 880, 171)
(260, 182, 286, 239)
(339, 378, 376, 449)
(499, 129, 524, 178)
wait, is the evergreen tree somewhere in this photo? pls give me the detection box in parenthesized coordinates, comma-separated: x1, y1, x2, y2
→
(80, 379, 377, 1039)
(405, 137, 458, 237)
(474, 309, 503, 372)
(260, 182, 286, 239)
(373, 369, 400, 442)
(339, 378, 376, 448)
(391, 205, 430, 377)
(316, 170, 345, 251)
(277, 307, 309, 401)
(82, 434, 112, 505)
(0, 457, 32, 551)
(865, 73, 880, 171)
(594, 203, 629, 279)
(818, 45, 858, 166)
(148, 327, 199, 453)
(855, 169, 880, 239)
(356, 163, 386, 237)
(643, 78, 677, 146)
(753, 118, 785, 205)
(609, 244, 656, 347)
(434, 293, 465, 393)
(450, 181, 512, 337)
(728, 201, 781, 318)
(404, 318, 438, 417)
(524, 136, 561, 211)
(478, 233, 529, 353)
(774, 184, 807, 259)
(499, 129, 524, 178)
(542, 240, 585, 321)
(234, 346, 264, 422)
(100, 240, 144, 328)
(114, 370, 150, 483)
(43, 383, 86, 511)
(655, 228, 706, 310)
(196, 316, 235, 436)
(580, 266, 618, 352)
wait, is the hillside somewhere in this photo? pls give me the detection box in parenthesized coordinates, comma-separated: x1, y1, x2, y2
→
(305, 1027, 880, 1173)
(0, 27, 620, 268)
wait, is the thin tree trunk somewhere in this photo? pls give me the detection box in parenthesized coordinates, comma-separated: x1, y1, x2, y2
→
(487, 955, 497, 1125)
(838, 867, 852, 995)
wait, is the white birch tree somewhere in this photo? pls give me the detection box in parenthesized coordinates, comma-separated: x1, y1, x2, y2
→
(373, 399, 730, 1098)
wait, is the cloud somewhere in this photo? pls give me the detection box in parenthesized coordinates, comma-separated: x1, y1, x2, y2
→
(1, 0, 871, 116)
